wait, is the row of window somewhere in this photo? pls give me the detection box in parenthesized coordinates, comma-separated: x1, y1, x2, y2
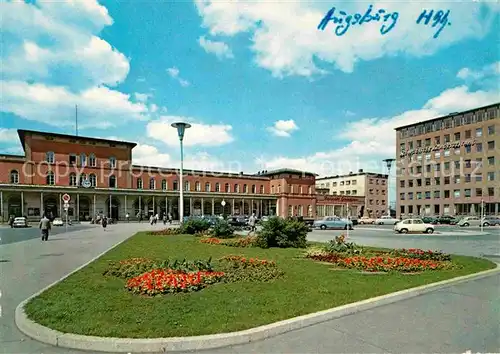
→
(400, 187, 496, 200)
(287, 205, 314, 217)
(271, 184, 313, 194)
(398, 110, 497, 139)
(400, 156, 496, 176)
(45, 152, 116, 168)
(400, 172, 497, 188)
(318, 179, 385, 188)
(401, 140, 496, 157)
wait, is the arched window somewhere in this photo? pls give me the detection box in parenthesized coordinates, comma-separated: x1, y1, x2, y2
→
(149, 178, 156, 189)
(137, 178, 143, 189)
(184, 181, 190, 191)
(260, 185, 264, 194)
(80, 153, 87, 166)
(243, 184, 248, 193)
(225, 183, 230, 192)
(215, 183, 220, 192)
(251, 184, 256, 193)
(271, 185, 275, 194)
(89, 174, 97, 187)
(10, 170, 19, 184)
(46, 151, 55, 164)
(173, 180, 178, 190)
(205, 182, 211, 192)
(46, 171, 55, 185)
(234, 184, 239, 193)
(109, 175, 116, 188)
(195, 181, 201, 191)
(69, 173, 77, 186)
(161, 179, 167, 190)
(89, 153, 96, 167)
(79, 173, 87, 186)
(109, 156, 116, 168)
(277, 184, 281, 193)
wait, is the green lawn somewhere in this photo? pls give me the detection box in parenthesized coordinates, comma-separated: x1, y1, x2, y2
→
(25, 233, 496, 338)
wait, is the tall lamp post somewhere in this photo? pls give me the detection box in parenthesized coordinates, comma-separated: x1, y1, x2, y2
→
(171, 122, 191, 224)
(383, 158, 396, 217)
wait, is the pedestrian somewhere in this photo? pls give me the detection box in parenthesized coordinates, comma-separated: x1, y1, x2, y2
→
(154, 213, 159, 224)
(126, 213, 130, 222)
(163, 214, 167, 225)
(138, 212, 142, 223)
(39, 214, 51, 241)
(102, 215, 108, 231)
(168, 213, 172, 224)
(8, 215, 14, 228)
(149, 214, 154, 225)
(247, 213, 257, 236)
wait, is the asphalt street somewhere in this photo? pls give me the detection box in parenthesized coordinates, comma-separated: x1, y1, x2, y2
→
(0, 224, 91, 245)
(0, 223, 498, 354)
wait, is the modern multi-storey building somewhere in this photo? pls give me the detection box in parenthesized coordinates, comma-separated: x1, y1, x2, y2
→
(315, 169, 389, 217)
(0, 129, 362, 222)
(395, 102, 500, 218)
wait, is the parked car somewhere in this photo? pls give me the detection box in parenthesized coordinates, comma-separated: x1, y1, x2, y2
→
(436, 215, 457, 224)
(457, 216, 482, 227)
(481, 216, 500, 226)
(13, 217, 28, 228)
(394, 218, 434, 234)
(422, 216, 439, 224)
(52, 218, 64, 226)
(313, 216, 353, 230)
(375, 216, 400, 225)
(358, 216, 375, 224)
(349, 216, 359, 226)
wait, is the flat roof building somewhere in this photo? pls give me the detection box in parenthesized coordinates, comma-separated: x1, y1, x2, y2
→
(395, 102, 500, 218)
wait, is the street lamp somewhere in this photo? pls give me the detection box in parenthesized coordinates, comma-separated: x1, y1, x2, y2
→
(171, 122, 191, 224)
(221, 200, 226, 219)
(383, 158, 396, 217)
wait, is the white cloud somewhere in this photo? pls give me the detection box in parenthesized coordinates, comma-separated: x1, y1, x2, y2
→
(167, 67, 190, 87)
(198, 36, 234, 59)
(149, 103, 159, 113)
(266, 119, 299, 137)
(344, 110, 355, 117)
(134, 92, 151, 103)
(1, 81, 150, 128)
(146, 115, 234, 147)
(1, 0, 129, 88)
(456, 62, 500, 90)
(0, 128, 18, 143)
(256, 78, 499, 177)
(195, 1, 500, 77)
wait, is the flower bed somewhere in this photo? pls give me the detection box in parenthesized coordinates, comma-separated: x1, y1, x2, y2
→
(200, 236, 256, 247)
(217, 255, 283, 282)
(200, 237, 222, 245)
(103, 257, 213, 278)
(148, 228, 182, 236)
(390, 248, 451, 261)
(336, 256, 454, 273)
(126, 269, 225, 295)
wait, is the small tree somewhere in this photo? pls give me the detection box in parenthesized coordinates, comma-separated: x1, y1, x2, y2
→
(255, 217, 308, 248)
(181, 218, 211, 235)
(211, 219, 235, 239)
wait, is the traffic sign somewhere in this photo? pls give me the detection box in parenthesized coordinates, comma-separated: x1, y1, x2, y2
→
(62, 194, 71, 202)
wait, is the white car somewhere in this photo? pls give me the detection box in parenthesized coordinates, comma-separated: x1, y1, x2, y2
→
(13, 217, 28, 228)
(457, 216, 481, 227)
(52, 218, 64, 226)
(375, 215, 400, 225)
(394, 218, 434, 234)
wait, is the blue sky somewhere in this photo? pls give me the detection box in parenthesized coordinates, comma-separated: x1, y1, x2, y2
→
(1, 0, 499, 203)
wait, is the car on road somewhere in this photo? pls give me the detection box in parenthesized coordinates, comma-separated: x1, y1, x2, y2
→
(375, 216, 400, 225)
(436, 215, 458, 224)
(394, 218, 435, 234)
(481, 216, 500, 226)
(52, 218, 64, 226)
(422, 216, 439, 224)
(457, 216, 482, 227)
(358, 216, 375, 224)
(13, 217, 28, 228)
(313, 216, 353, 230)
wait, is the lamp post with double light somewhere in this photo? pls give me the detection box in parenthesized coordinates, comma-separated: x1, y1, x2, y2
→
(171, 122, 191, 224)
(383, 158, 396, 217)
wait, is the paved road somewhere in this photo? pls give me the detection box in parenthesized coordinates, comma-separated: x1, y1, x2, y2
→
(1, 223, 498, 354)
(0, 224, 91, 245)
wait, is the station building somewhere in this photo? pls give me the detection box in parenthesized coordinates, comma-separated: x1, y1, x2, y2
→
(0, 129, 363, 222)
(395, 102, 500, 218)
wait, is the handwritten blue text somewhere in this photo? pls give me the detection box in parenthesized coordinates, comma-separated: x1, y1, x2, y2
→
(317, 5, 399, 36)
(416, 9, 451, 38)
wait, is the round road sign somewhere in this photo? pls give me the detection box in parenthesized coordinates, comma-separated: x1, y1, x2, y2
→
(62, 194, 71, 203)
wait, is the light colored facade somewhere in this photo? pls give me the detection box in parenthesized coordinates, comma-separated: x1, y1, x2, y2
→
(395, 102, 500, 218)
(316, 170, 389, 217)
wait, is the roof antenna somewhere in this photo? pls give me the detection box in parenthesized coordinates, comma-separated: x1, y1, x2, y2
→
(75, 104, 78, 136)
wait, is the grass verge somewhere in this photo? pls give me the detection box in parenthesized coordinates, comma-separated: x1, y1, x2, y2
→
(24, 233, 496, 338)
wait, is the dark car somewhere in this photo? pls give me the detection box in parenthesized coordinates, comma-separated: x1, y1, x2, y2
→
(422, 216, 439, 224)
(436, 215, 457, 224)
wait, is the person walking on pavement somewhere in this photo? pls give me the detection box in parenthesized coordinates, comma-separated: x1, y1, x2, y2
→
(39, 214, 51, 241)
(8, 215, 14, 228)
(126, 213, 130, 222)
(102, 215, 108, 231)
(247, 213, 257, 236)
(163, 214, 167, 225)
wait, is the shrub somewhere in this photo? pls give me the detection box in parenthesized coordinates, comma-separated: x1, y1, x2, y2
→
(181, 218, 211, 235)
(211, 219, 235, 238)
(390, 248, 451, 261)
(303, 246, 330, 258)
(148, 228, 182, 236)
(127, 269, 225, 296)
(217, 255, 283, 282)
(325, 234, 361, 254)
(255, 217, 308, 249)
(103, 257, 213, 278)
